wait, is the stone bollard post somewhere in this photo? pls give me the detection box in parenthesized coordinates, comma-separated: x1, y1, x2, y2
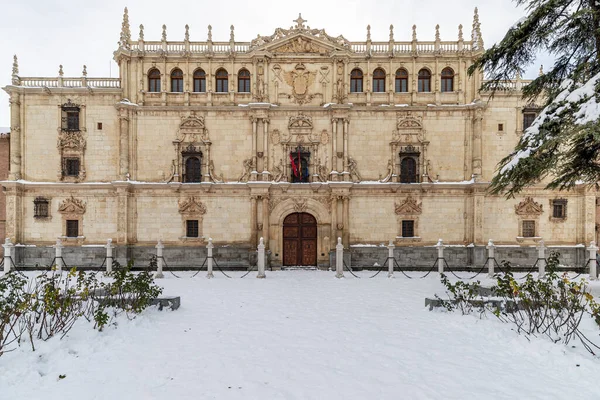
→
(336, 237, 344, 278)
(588, 241, 599, 280)
(537, 240, 546, 278)
(3, 238, 13, 273)
(105, 238, 114, 273)
(206, 238, 214, 279)
(435, 239, 445, 274)
(486, 239, 495, 277)
(387, 240, 395, 278)
(54, 238, 64, 272)
(155, 239, 164, 279)
(257, 237, 266, 279)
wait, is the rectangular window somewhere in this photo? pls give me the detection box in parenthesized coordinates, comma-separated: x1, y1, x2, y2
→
(172, 80, 183, 92)
(194, 79, 206, 93)
(66, 111, 79, 130)
(216, 80, 228, 93)
(523, 113, 536, 130)
(66, 220, 79, 238)
(350, 79, 363, 93)
(97, 122, 103, 130)
(418, 80, 430, 92)
(522, 220, 536, 237)
(64, 158, 80, 177)
(395, 79, 408, 93)
(402, 220, 415, 237)
(34, 198, 49, 218)
(552, 199, 567, 218)
(238, 80, 250, 93)
(186, 220, 199, 238)
(498, 123, 504, 132)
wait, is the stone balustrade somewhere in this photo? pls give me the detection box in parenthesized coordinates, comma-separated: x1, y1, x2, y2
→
(17, 77, 121, 88)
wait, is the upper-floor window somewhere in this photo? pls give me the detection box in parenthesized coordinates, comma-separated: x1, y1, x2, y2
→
(61, 108, 80, 132)
(171, 68, 183, 92)
(523, 113, 536, 130)
(395, 69, 408, 93)
(373, 68, 386, 93)
(350, 69, 363, 93)
(290, 148, 310, 183)
(238, 69, 250, 93)
(400, 157, 419, 183)
(193, 69, 206, 92)
(552, 199, 567, 219)
(216, 69, 228, 93)
(441, 67, 454, 92)
(148, 68, 161, 92)
(418, 69, 431, 92)
(184, 156, 202, 183)
(63, 157, 80, 177)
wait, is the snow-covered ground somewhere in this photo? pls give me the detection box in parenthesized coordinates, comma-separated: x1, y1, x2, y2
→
(2, 270, 600, 400)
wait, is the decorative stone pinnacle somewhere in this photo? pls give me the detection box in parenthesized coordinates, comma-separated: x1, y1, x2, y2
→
(185, 24, 190, 41)
(230, 25, 235, 41)
(11, 55, 19, 83)
(82, 65, 87, 77)
(435, 24, 440, 41)
(412, 25, 417, 41)
(162, 24, 167, 41)
(139, 24, 144, 41)
(389, 24, 394, 41)
(294, 13, 307, 29)
(366, 25, 371, 41)
(207, 25, 212, 41)
(119, 7, 131, 48)
(539, 64, 544, 76)
(458, 24, 463, 41)
(59, 65, 64, 77)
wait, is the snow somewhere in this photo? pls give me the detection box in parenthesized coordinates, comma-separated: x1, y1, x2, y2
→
(118, 99, 138, 106)
(2, 271, 600, 399)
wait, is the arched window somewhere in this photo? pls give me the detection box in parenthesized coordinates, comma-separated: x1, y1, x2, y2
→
(350, 69, 363, 93)
(171, 68, 183, 92)
(373, 68, 386, 93)
(216, 69, 228, 93)
(193, 69, 206, 92)
(148, 68, 161, 92)
(238, 69, 250, 93)
(441, 67, 454, 92)
(400, 157, 418, 183)
(184, 156, 202, 183)
(395, 69, 408, 93)
(418, 69, 431, 92)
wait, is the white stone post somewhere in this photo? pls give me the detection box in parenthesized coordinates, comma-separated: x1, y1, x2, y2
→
(257, 237, 266, 279)
(486, 239, 495, 277)
(155, 239, 164, 279)
(206, 238, 214, 279)
(387, 240, 395, 278)
(588, 241, 598, 280)
(105, 238, 114, 273)
(336, 237, 344, 278)
(54, 239, 64, 272)
(537, 240, 546, 278)
(3, 238, 13, 273)
(435, 239, 445, 274)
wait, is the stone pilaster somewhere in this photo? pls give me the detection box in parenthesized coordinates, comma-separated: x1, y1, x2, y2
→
(472, 107, 483, 181)
(9, 93, 21, 180)
(118, 109, 130, 179)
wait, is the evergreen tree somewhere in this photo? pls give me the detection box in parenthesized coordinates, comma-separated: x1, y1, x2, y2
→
(469, 0, 600, 196)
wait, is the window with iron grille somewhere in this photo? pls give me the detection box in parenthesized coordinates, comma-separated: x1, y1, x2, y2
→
(186, 220, 199, 238)
(522, 220, 536, 237)
(523, 113, 536, 130)
(64, 158, 80, 177)
(402, 220, 415, 237)
(61, 103, 80, 131)
(34, 197, 49, 218)
(184, 156, 202, 183)
(552, 199, 567, 218)
(400, 157, 419, 183)
(66, 220, 79, 237)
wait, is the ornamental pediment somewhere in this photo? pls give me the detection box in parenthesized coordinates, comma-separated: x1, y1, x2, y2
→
(178, 196, 207, 215)
(265, 34, 338, 54)
(515, 197, 543, 216)
(395, 196, 422, 215)
(58, 196, 86, 215)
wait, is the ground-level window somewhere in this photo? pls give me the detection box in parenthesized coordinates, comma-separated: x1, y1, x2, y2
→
(522, 220, 536, 237)
(402, 220, 415, 237)
(34, 197, 49, 218)
(66, 219, 79, 237)
(186, 220, 199, 237)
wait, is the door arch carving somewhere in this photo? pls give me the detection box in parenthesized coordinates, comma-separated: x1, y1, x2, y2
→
(283, 212, 317, 266)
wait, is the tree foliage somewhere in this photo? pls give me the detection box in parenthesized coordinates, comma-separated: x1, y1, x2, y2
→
(468, 0, 600, 196)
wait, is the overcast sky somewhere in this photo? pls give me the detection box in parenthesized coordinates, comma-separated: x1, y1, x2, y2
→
(0, 0, 549, 127)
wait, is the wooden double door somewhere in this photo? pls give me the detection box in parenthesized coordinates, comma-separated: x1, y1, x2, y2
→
(283, 213, 317, 266)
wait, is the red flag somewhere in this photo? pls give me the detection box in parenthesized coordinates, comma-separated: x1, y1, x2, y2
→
(297, 148, 302, 181)
(290, 152, 299, 177)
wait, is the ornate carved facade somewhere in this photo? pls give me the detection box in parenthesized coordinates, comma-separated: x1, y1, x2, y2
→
(2, 10, 598, 267)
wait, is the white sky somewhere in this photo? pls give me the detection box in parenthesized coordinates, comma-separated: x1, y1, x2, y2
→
(0, 0, 550, 126)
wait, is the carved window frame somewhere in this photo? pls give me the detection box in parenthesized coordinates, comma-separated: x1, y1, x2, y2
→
(515, 197, 543, 243)
(58, 197, 86, 243)
(395, 196, 422, 243)
(58, 100, 86, 183)
(181, 145, 203, 183)
(33, 197, 51, 220)
(178, 197, 207, 242)
(399, 145, 420, 183)
(550, 198, 568, 222)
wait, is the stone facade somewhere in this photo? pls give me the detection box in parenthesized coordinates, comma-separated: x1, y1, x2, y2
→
(2, 10, 597, 268)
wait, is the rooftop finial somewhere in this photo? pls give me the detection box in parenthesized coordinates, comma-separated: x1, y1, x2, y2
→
(230, 25, 235, 42)
(412, 25, 417, 41)
(539, 64, 544, 76)
(207, 25, 212, 41)
(82, 65, 87, 77)
(472, 7, 484, 49)
(294, 13, 307, 29)
(138, 24, 144, 41)
(162, 24, 167, 41)
(11, 55, 19, 85)
(119, 7, 131, 49)
(435, 24, 440, 41)
(366, 25, 371, 41)
(389, 24, 394, 41)
(58, 65, 64, 77)
(458, 24, 463, 41)
(185, 24, 190, 41)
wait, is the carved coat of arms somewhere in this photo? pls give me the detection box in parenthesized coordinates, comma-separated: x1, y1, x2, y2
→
(284, 64, 316, 104)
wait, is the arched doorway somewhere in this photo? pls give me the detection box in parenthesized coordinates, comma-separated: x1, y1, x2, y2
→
(283, 212, 317, 266)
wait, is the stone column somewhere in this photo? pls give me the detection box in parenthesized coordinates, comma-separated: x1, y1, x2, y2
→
(435, 239, 445, 274)
(387, 240, 395, 278)
(486, 239, 495, 277)
(250, 195, 258, 247)
(251, 117, 258, 176)
(207, 238, 214, 278)
(257, 237, 266, 278)
(155, 239, 164, 278)
(343, 118, 349, 181)
(335, 237, 344, 278)
(54, 239, 64, 272)
(119, 110, 130, 179)
(9, 93, 21, 180)
(537, 240, 546, 278)
(331, 118, 338, 178)
(342, 195, 350, 247)
(105, 238, 114, 273)
(262, 195, 269, 248)
(3, 238, 13, 273)
(331, 195, 338, 250)
(472, 108, 483, 181)
(588, 241, 598, 280)
(262, 118, 269, 180)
